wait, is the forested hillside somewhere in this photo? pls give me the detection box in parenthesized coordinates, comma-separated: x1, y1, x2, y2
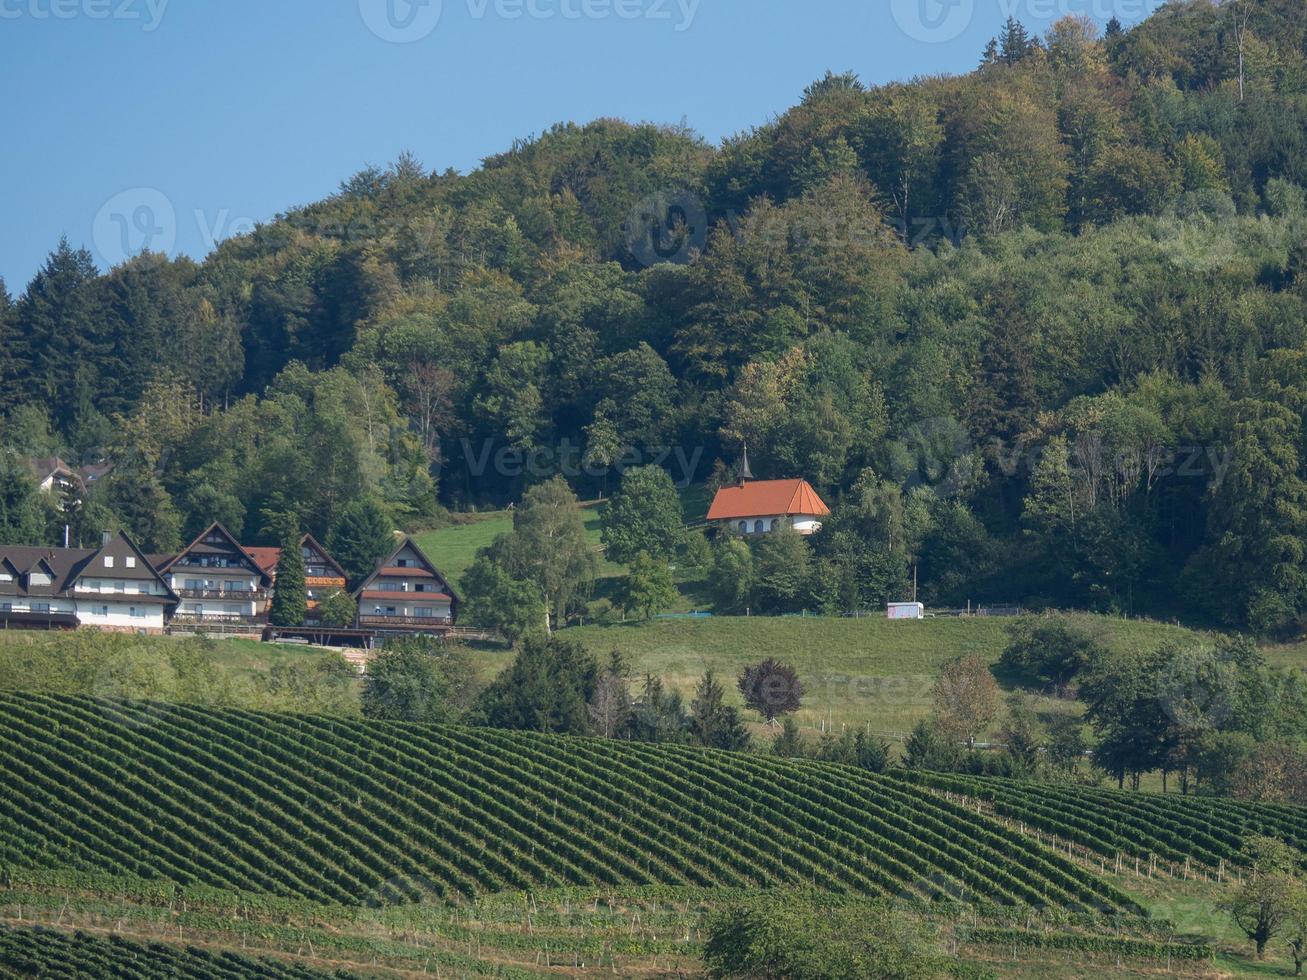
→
(5, 0, 1307, 630)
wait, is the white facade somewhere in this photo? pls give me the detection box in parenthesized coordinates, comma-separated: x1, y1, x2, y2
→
(74, 599, 166, 630)
(727, 514, 825, 536)
(887, 602, 925, 620)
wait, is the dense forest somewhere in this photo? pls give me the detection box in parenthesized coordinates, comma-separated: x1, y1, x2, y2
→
(4, 0, 1307, 632)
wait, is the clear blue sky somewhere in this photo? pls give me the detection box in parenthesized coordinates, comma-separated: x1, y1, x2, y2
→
(0, 0, 1158, 292)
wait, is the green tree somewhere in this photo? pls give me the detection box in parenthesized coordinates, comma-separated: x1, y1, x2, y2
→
(461, 552, 546, 645)
(771, 717, 805, 757)
(1219, 837, 1301, 960)
(317, 588, 357, 628)
(101, 464, 181, 554)
(627, 674, 689, 743)
(616, 552, 677, 620)
(496, 476, 595, 630)
(999, 615, 1106, 690)
(471, 634, 597, 734)
(709, 535, 755, 614)
(330, 497, 395, 587)
(0, 453, 55, 545)
(268, 531, 307, 627)
(361, 637, 475, 724)
(753, 522, 813, 614)
(704, 899, 957, 979)
(689, 669, 752, 751)
(600, 465, 683, 563)
(932, 654, 1000, 749)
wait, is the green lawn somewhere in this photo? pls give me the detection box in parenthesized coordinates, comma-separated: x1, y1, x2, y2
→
(565, 613, 1201, 737)
(415, 502, 622, 590)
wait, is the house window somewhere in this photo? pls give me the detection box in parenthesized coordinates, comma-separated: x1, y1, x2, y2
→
(754, 520, 765, 534)
(396, 558, 411, 568)
(115, 581, 125, 593)
(0, 603, 10, 613)
(415, 607, 433, 618)
(770, 519, 779, 531)
(739, 521, 748, 533)
(125, 557, 136, 569)
(32, 603, 50, 614)
(130, 607, 146, 618)
(104, 556, 114, 568)
(93, 605, 108, 617)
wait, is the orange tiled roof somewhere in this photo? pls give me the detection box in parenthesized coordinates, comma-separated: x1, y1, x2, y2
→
(244, 546, 281, 575)
(706, 479, 831, 521)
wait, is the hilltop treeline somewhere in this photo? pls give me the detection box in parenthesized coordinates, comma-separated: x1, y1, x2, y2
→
(3, 1, 1307, 630)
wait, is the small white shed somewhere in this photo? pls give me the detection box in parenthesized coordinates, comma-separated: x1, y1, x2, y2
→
(887, 602, 925, 620)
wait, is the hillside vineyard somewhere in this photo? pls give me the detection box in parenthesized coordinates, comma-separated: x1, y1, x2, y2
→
(0, 692, 1130, 912)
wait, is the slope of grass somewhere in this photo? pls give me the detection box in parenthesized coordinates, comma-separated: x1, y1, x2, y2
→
(0, 691, 1131, 913)
(567, 613, 1201, 735)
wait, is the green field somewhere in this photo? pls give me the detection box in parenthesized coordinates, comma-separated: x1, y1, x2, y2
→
(0, 691, 1130, 912)
(568, 613, 1202, 735)
(4, 689, 1302, 977)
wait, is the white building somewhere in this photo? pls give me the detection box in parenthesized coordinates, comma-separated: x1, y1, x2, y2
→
(706, 474, 831, 538)
(353, 537, 459, 633)
(152, 523, 272, 626)
(0, 532, 177, 633)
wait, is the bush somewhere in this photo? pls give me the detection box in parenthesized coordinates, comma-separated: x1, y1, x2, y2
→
(361, 637, 475, 724)
(704, 899, 969, 979)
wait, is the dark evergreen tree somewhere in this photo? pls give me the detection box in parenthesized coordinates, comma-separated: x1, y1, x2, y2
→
(689, 669, 751, 750)
(329, 497, 395, 587)
(471, 635, 598, 734)
(998, 18, 1034, 64)
(16, 239, 103, 433)
(269, 530, 308, 627)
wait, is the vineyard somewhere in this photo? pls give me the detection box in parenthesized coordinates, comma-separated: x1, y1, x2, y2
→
(897, 770, 1307, 870)
(0, 692, 1132, 913)
(0, 924, 353, 978)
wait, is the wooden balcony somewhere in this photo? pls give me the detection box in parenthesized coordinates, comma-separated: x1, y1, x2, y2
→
(357, 615, 454, 630)
(170, 613, 268, 626)
(175, 588, 265, 601)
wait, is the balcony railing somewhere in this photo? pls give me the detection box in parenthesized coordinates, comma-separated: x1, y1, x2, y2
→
(175, 588, 265, 601)
(169, 614, 268, 626)
(358, 615, 454, 629)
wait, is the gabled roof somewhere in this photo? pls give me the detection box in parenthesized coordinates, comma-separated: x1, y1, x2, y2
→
(706, 479, 831, 521)
(69, 531, 180, 603)
(27, 456, 78, 485)
(0, 531, 178, 604)
(156, 522, 273, 587)
(242, 534, 347, 581)
(352, 536, 461, 605)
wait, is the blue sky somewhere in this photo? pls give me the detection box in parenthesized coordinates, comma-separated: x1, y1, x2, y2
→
(0, 0, 1160, 291)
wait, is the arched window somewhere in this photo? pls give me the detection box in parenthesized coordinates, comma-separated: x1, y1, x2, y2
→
(770, 518, 779, 531)
(754, 520, 765, 534)
(739, 521, 748, 534)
